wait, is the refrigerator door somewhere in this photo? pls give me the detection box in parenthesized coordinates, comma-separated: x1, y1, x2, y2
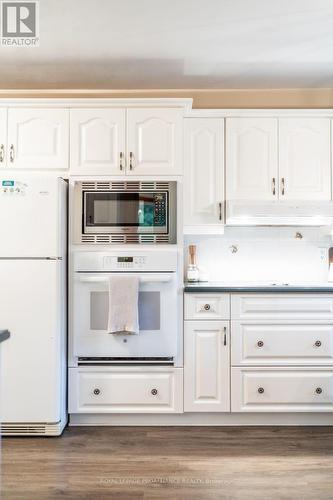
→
(0, 177, 67, 258)
(0, 259, 64, 423)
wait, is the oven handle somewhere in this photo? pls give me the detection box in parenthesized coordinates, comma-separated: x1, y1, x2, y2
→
(77, 274, 173, 284)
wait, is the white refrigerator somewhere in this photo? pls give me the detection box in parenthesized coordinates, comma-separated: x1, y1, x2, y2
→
(0, 177, 67, 435)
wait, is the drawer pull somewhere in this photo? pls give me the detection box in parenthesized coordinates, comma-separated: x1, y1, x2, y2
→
(257, 387, 265, 394)
(315, 340, 322, 347)
(151, 388, 158, 396)
(203, 304, 211, 311)
(315, 387, 322, 395)
(93, 388, 101, 396)
(257, 340, 264, 348)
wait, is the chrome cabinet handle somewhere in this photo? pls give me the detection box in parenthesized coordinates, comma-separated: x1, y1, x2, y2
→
(258, 387, 265, 394)
(219, 202, 222, 221)
(281, 177, 285, 196)
(129, 151, 134, 170)
(151, 388, 158, 396)
(203, 304, 211, 311)
(272, 177, 276, 195)
(0, 144, 4, 163)
(93, 388, 101, 395)
(119, 151, 124, 171)
(223, 326, 227, 346)
(315, 387, 322, 395)
(257, 340, 264, 348)
(315, 340, 322, 347)
(9, 144, 14, 163)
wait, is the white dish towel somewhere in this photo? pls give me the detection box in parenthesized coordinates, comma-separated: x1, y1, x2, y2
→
(107, 275, 139, 335)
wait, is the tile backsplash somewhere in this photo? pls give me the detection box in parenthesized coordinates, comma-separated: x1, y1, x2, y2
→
(184, 227, 333, 283)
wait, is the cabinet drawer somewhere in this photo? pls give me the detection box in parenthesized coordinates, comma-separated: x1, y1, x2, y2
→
(69, 367, 183, 413)
(231, 294, 333, 320)
(231, 367, 333, 412)
(231, 322, 333, 366)
(185, 293, 230, 320)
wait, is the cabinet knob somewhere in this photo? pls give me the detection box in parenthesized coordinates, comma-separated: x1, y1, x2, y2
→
(257, 340, 264, 348)
(93, 388, 101, 395)
(151, 388, 158, 396)
(203, 304, 211, 311)
(257, 387, 265, 394)
(315, 340, 322, 347)
(315, 387, 322, 395)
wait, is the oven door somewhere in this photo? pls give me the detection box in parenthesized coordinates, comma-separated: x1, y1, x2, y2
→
(83, 191, 168, 234)
(73, 272, 178, 360)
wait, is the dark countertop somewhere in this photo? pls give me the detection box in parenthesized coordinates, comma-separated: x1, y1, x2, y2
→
(0, 330, 10, 343)
(184, 282, 333, 293)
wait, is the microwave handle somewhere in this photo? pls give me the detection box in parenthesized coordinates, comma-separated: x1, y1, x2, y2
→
(78, 274, 173, 284)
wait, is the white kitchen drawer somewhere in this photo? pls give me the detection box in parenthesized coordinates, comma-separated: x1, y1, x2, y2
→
(185, 293, 230, 320)
(69, 367, 183, 413)
(231, 294, 333, 320)
(231, 322, 333, 366)
(231, 367, 333, 412)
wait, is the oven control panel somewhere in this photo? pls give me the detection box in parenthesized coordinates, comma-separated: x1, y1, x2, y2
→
(1, 180, 26, 195)
(103, 256, 147, 269)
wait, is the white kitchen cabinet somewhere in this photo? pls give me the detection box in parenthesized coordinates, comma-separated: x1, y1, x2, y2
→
(185, 293, 230, 321)
(184, 321, 230, 412)
(226, 118, 278, 201)
(126, 108, 183, 175)
(0, 108, 7, 167)
(279, 118, 331, 200)
(231, 294, 333, 321)
(231, 367, 333, 412)
(231, 321, 333, 366)
(70, 109, 126, 175)
(183, 118, 224, 230)
(69, 367, 183, 413)
(7, 108, 69, 170)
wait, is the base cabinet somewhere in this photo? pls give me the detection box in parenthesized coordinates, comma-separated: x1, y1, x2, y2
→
(184, 321, 230, 412)
(231, 367, 333, 412)
(69, 367, 183, 414)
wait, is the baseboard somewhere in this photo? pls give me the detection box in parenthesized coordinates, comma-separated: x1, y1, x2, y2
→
(69, 412, 333, 426)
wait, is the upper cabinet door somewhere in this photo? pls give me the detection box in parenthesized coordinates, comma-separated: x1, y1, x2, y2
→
(184, 118, 224, 226)
(0, 108, 7, 167)
(279, 118, 331, 200)
(126, 108, 183, 175)
(70, 109, 126, 175)
(7, 108, 69, 170)
(226, 118, 278, 201)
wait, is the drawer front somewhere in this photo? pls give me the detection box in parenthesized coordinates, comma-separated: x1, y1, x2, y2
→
(231, 294, 333, 320)
(231, 367, 333, 412)
(231, 322, 333, 366)
(185, 293, 230, 320)
(69, 368, 183, 413)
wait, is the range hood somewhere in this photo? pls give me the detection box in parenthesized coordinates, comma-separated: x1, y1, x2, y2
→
(226, 201, 333, 226)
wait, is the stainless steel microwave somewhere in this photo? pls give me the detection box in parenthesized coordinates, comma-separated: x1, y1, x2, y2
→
(72, 180, 177, 244)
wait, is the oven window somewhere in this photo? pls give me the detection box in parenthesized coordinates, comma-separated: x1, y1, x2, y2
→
(84, 192, 167, 228)
(90, 291, 161, 331)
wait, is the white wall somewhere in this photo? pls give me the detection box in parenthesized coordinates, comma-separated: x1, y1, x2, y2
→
(184, 227, 333, 283)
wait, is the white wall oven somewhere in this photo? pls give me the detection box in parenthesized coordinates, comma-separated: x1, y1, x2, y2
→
(72, 251, 180, 365)
(72, 180, 177, 244)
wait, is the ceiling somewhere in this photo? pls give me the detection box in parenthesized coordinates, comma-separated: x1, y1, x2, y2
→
(0, 0, 332, 89)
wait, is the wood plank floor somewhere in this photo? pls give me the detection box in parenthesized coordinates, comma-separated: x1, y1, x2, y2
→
(1, 426, 333, 499)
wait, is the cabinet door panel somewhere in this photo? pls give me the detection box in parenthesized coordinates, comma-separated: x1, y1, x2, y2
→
(279, 118, 331, 200)
(7, 108, 69, 170)
(0, 108, 7, 167)
(226, 118, 278, 201)
(70, 109, 125, 175)
(184, 321, 230, 412)
(127, 108, 183, 175)
(184, 118, 224, 226)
